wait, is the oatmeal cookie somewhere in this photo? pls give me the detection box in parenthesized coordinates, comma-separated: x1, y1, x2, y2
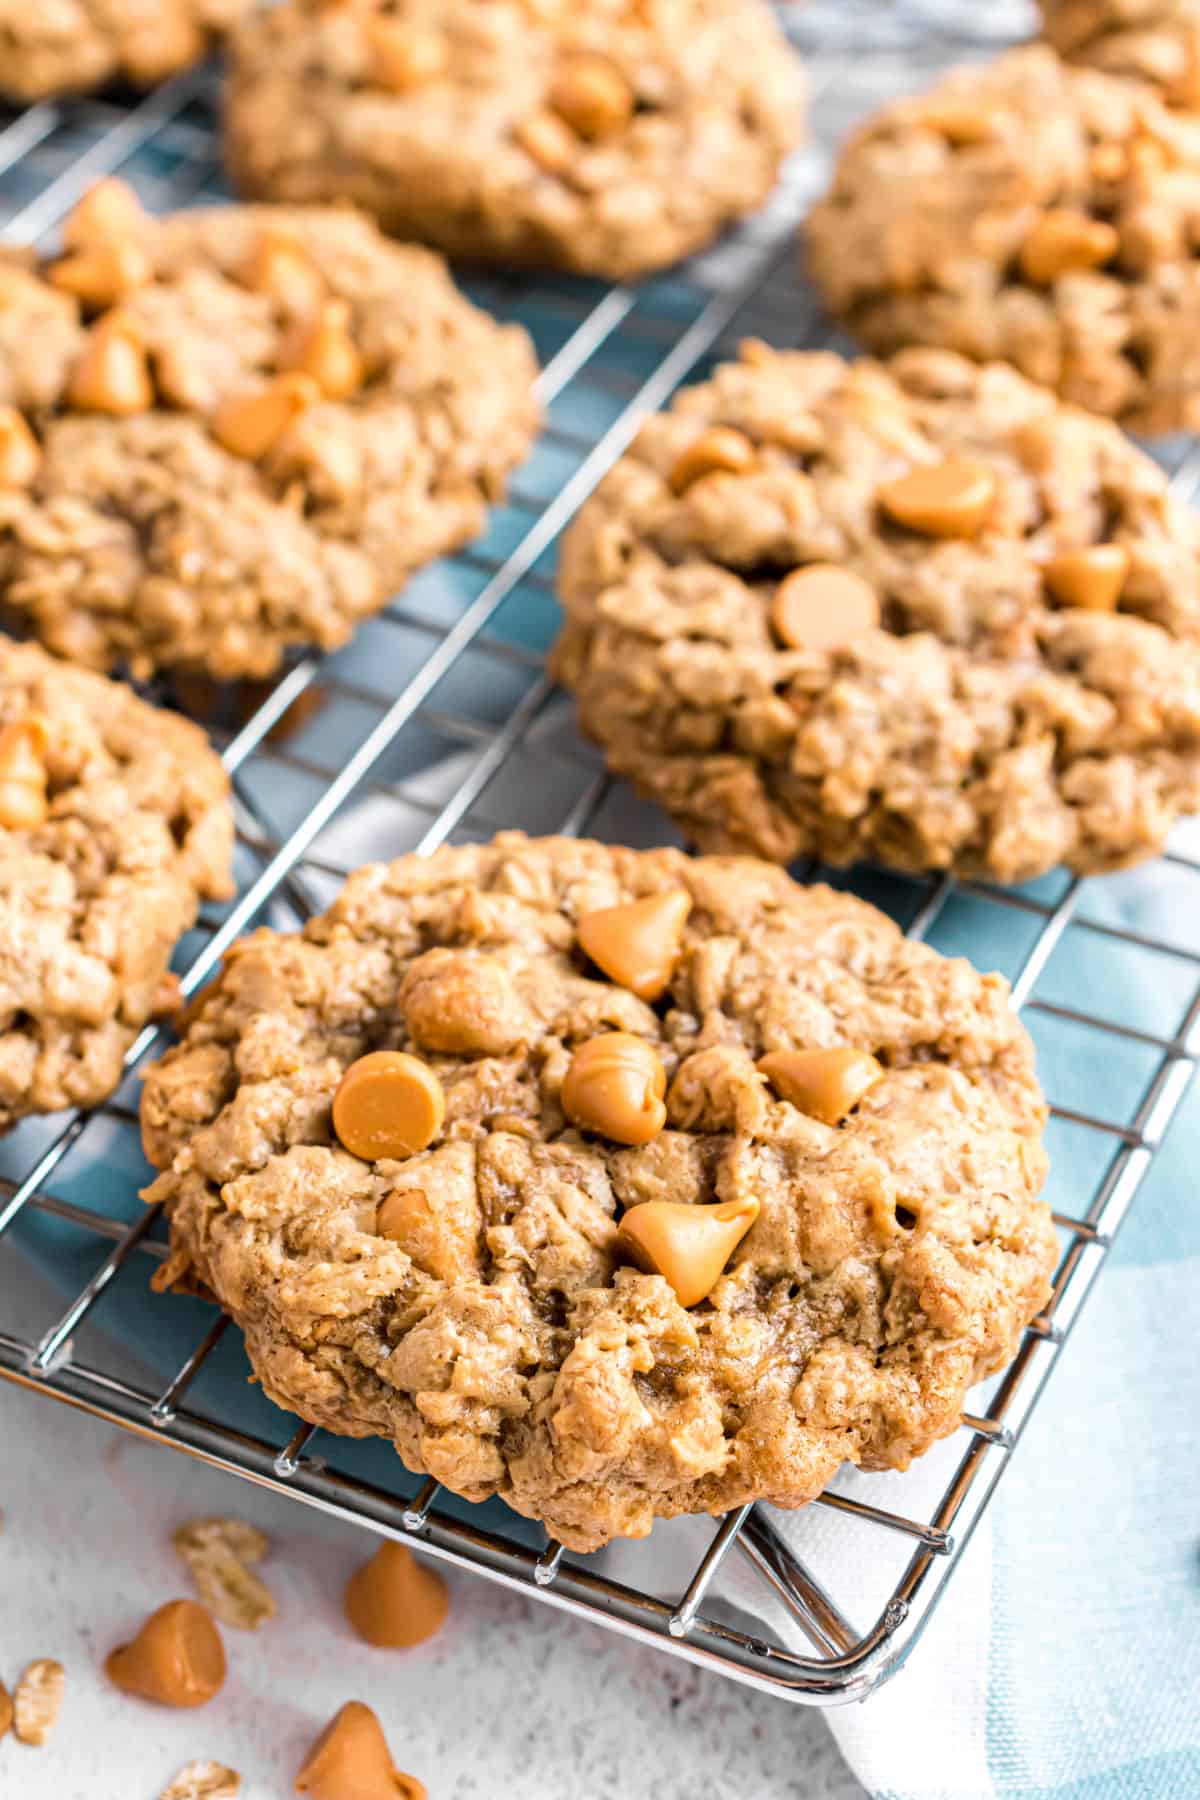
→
(0, 0, 250, 102)
(222, 0, 806, 281)
(140, 832, 1054, 1551)
(0, 634, 232, 1128)
(552, 343, 1200, 882)
(0, 185, 539, 680)
(1039, 0, 1200, 103)
(807, 44, 1200, 434)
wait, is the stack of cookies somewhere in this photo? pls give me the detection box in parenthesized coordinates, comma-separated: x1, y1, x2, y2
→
(8, 0, 1196, 1551)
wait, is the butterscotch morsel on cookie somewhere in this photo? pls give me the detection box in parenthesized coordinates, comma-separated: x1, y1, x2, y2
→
(549, 54, 634, 141)
(105, 1600, 226, 1708)
(67, 314, 154, 415)
(758, 1048, 883, 1126)
(49, 239, 153, 311)
(772, 566, 880, 653)
(62, 178, 148, 248)
(617, 1197, 759, 1307)
(399, 949, 529, 1056)
(332, 1051, 446, 1162)
(1043, 543, 1130, 611)
(561, 1032, 667, 1145)
(364, 17, 446, 92)
(576, 889, 691, 1001)
(237, 227, 326, 317)
(0, 715, 49, 830)
(0, 408, 40, 488)
(344, 1542, 449, 1649)
(278, 300, 364, 400)
(669, 426, 756, 495)
(877, 459, 996, 538)
(1019, 209, 1119, 284)
(296, 1701, 425, 1800)
(212, 373, 321, 461)
(514, 109, 577, 175)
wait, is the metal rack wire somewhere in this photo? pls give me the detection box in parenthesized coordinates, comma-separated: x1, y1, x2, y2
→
(1, 0, 1197, 1708)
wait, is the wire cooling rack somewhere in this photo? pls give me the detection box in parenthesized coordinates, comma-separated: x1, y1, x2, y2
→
(1, 0, 1198, 1709)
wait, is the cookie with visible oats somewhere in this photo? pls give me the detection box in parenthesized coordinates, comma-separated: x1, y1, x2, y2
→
(0, 187, 538, 679)
(223, 0, 806, 280)
(552, 340, 1200, 882)
(140, 831, 1054, 1552)
(1039, 0, 1200, 102)
(807, 44, 1200, 435)
(0, 0, 250, 102)
(0, 634, 232, 1129)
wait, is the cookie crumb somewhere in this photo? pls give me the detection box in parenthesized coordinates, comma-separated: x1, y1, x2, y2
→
(173, 1517, 276, 1631)
(13, 1658, 64, 1746)
(158, 1759, 241, 1799)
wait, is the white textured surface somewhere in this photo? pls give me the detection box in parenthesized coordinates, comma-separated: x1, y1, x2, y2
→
(0, 1261, 867, 1800)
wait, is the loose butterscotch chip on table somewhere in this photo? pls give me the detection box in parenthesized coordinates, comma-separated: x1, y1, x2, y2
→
(157, 1761, 241, 1800)
(344, 1542, 448, 1649)
(12, 1658, 64, 1746)
(140, 834, 1056, 1552)
(296, 1701, 426, 1800)
(616, 1197, 759, 1308)
(332, 1051, 446, 1162)
(106, 1600, 226, 1708)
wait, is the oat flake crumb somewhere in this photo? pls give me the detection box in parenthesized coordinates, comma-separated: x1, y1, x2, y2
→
(158, 1758, 241, 1799)
(173, 1517, 275, 1631)
(13, 1658, 64, 1746)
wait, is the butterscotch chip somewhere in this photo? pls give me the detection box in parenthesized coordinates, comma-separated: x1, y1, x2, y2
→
(758, 1047, 884, 1125)
(67, 315, 154, 416)
(806, 44, 1200, 433)
(0, 714, 49, 830)
(616, 1197, 759, 1308)
(1043, 543, 1129, 611)
(915, 99, 1007, 144)
(278, 300, 364, 400)
(549, 54, 634, 141)
(158, 1761, 241, 1800)
(0, 406, 40, 488)
(211, 373, 321, 460)
(173, 1518, 276, 1632)
(515, 109, 577, 175)
(12, 1658, 64, 1746)
(0, 7, 253, 103)
(576, 889, 691, 1001)
(237, 227, 326, 316)
(139, 835, 1056, 1553)
(561, 1032, 667, 1145)
(0, 1677, 11, 1740)
(105, 1600, 226, 1708)
(49, 239, 153, 311)
(1019, 209, 1119, 284)
(772, 565, 880, 652)
(223, 0, 806, 280)
(62, 178, 148, 248)
(669, 426, 756, 495)
(877, 459, 996, 538)
(343, 1541, 449, 1649)
(364, 18, 446, 92)
(332, 1051, 446, 1161)
(296, 1701, 426, 1800)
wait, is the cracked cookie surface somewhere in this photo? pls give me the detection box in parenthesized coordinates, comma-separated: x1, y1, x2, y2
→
(140, 832, 1054, 1551)
(0, 199, 539, 679)
(0, 0, 250, 102)
(223, 0, 806, 280)
(0, 634, 232, 1127)
(808, 44, 1200, 434)
(553, 343, 1200, 882)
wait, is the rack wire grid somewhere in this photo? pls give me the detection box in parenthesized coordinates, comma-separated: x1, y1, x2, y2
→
(0, 0, 1197, 1711)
